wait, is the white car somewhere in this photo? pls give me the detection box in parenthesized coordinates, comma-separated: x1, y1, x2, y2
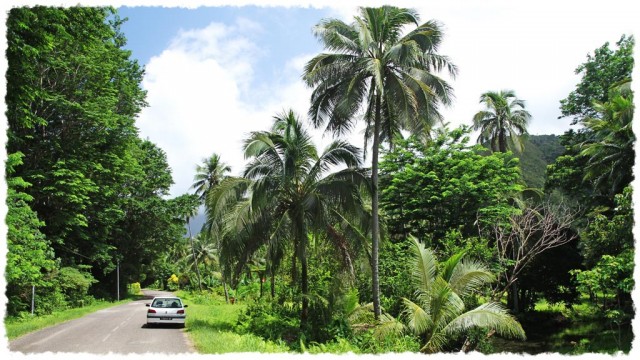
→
(146, 296, 188, 327)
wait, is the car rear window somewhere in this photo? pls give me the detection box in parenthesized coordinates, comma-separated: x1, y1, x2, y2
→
(152, 298, 182, 308)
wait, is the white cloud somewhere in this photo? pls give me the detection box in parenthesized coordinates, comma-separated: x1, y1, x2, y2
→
(137, 20, 317, 197)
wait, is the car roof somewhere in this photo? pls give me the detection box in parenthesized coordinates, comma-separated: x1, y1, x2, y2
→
(151, 296, 181, 299)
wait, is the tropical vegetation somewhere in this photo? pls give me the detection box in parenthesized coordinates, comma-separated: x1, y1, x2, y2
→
(5, 5, 634, 355)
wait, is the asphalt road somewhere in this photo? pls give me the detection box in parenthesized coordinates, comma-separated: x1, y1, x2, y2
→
(9, 290, 194, 354)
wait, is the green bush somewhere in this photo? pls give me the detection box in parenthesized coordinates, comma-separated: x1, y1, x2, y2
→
(351, 330, 421, 353)
(305, 337, 359, 354)
(58, 266, 97, 306)
(130, 282, 142, 295)
(235, 300, 300, 345)
(32, 285, 67, 315)
(167, 274, 179, 291)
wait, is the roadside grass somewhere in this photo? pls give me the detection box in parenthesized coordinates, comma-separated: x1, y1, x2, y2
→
(5, 298, 134, 340)
(181, 295, 290, 353)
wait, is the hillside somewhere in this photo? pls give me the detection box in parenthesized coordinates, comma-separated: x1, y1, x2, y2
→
(517, 135, 564, 189)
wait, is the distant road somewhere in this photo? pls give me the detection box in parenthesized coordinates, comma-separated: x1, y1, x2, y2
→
(9, 290, 194, 354)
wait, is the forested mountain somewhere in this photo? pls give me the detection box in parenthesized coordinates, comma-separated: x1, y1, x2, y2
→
(516, 134, 564, 189)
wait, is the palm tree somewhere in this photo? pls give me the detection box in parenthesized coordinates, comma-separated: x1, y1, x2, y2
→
(191, 153, 231, 202)
(472, 90, 531, 153)
(303, 6, 457, 319)
(580, 79, 634, 196)
(400, 236, 525, 353)
(215, 109, 369, 325)
(191, 153, 231, 295)
(182, 232, 220, 285)
(173, 194, 203, 291)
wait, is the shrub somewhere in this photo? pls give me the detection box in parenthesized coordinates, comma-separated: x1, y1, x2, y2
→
(167, 274, 179, 291)
(58, 266, 97, 306)
(351, 330, 421, 353)
(235, 300, 300, 345)
(130, 282, 142, 295)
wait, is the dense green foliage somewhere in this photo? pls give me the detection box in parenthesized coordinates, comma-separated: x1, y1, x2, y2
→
(399, 237, 525, 353)
(380, 126, 523, 243)
(559, 35, 634, 123)
(543, 35, 635, 354)
(5, 6, 188, 315)
(5, 152, 57, 315)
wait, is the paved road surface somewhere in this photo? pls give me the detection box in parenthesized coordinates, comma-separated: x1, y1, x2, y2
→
(9, 290, 194, 354)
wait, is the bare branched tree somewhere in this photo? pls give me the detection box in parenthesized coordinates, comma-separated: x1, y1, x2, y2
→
(490, 202, 579, 312)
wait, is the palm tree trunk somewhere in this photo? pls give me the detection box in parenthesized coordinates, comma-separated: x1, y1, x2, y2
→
(259, 271, 264, 298)
(270, 272, 275, 298)
(291, 238, 298, 285)
(188, 218, 203, 292)
(223, 280, 229, 303)
(371, 93, 382, 320)
(300, 239, 309, 326)
(499, 128, 507, 153)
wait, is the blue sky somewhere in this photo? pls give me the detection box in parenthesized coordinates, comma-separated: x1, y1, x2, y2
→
(2, 0, 637, 200)
(118, 6, 330, 72)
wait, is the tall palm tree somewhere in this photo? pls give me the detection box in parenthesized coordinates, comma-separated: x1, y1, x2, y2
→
(580, 79, 634, 196)
(191, 153, 231, 295)
(303, 6, 457, 319)
(191, 153, 231, 202)
(400, 236, 525, 353)
(214, 109, 369, 325)
(473, 90, 531, 153)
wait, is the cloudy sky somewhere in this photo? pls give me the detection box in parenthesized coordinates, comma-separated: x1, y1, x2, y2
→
(3, 0, 638, 199)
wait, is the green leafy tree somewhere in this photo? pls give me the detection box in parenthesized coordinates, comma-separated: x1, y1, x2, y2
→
(472, 90, 531, 153)
(398, 236, 525, 353)
(303, 6, 457, 318)
(547, 35, 634, 210)
(5, 152, 57, 315)
(559, 35, 634, 123)
(6, 7, 152, 297)
(380, 126, 523, 244)
(112, 140, 185, 295)
(580, 186, 634, 269)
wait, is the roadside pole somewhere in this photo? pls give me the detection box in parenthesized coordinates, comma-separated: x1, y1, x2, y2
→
(117, 259, 120, 301)
(31, 285, 35, 315)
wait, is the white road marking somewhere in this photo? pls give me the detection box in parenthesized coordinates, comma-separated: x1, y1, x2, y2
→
(102, 312, 135, 342)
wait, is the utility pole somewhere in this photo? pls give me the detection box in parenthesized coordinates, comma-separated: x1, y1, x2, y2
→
(117, 258, 120, 301)
(31, 285, 35, 315)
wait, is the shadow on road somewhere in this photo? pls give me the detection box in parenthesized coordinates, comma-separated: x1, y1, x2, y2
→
(141, 323, 185, 329)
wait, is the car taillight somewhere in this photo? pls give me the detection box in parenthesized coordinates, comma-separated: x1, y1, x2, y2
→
(177, 310, 184, 314)
(148, 309, 156, 313)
